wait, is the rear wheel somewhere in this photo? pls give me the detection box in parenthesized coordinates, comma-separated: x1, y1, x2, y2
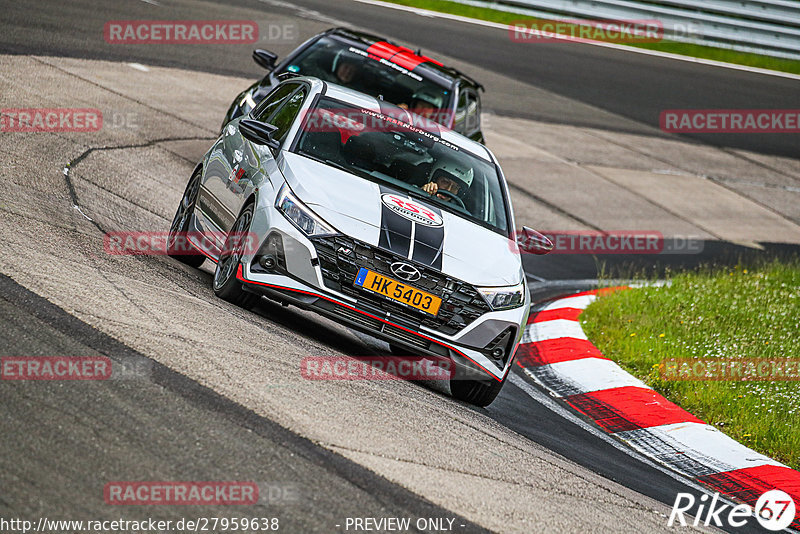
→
(213, 203, 258, 308)
(450, 375, 505, 407)
(167, 168, 206, 268)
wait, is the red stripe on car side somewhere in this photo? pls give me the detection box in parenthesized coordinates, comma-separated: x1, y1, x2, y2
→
(187, 237, 218, 263)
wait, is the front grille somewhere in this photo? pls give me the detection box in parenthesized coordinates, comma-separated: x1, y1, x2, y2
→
(335, 304, 384, 331)
(383, 325, 430, 349)
(311, 235, 491, 335)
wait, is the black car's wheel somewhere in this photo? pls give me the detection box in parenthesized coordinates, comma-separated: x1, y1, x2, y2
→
(450, 374, 505, 407)
(168, 167, 206, 268)
(213, 202, 258, 308)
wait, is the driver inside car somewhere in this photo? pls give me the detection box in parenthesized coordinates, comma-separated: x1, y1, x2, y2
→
(399, 89, 444, 121)
(330, 50, 369, 93)
(422, 161, 473, 204)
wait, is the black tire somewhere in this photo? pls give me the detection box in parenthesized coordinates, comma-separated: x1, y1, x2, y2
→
(213, 202, 258, 308)
(168, 167, 206, 268)
(450, 375, 505, 407)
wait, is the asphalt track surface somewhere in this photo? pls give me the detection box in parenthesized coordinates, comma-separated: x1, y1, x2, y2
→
(0, 273, 486, 532)
(2, 0, 799, 157)
(1, 1, 799, 533)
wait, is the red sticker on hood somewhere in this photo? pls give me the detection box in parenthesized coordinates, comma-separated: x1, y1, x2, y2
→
(381, 193, 443, 227)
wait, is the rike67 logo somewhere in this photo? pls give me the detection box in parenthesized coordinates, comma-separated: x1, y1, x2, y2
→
(669, 490, 796, 531)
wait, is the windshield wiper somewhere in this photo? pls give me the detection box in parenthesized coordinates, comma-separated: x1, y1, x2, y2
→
(298, 151, 354, 174)
(323, 158, 351, 174)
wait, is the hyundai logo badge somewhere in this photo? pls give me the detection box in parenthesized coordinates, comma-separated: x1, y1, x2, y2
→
(390, 262, 421, 282)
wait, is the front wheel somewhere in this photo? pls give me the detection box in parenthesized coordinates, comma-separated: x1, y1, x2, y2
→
(213, 203, 258, 308)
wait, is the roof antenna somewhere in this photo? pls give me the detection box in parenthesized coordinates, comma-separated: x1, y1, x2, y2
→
(416, 48, 422, 55)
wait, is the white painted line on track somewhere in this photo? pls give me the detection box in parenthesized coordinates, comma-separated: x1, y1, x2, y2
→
(545, 358, 649, 395)
(72, 205, 93, 222)
(522, 318, 588, 343)
(618, 422, 786, 473)
(352, 0, 800, 81)
(128, 63, 150, 72)
(536, 294, 596, 311)
(508, 372, 725, 498)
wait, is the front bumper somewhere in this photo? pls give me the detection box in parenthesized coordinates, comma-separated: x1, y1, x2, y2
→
(236, 208, 529, 382)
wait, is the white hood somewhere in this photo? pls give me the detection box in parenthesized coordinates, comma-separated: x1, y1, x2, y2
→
(279, 152, 522, 286)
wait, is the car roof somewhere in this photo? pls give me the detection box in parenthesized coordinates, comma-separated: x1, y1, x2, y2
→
(324, 27, 484, 91)
(312, 78, 493, 162)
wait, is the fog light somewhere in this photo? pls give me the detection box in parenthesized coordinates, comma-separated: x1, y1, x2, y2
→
(253, 232, 286, 272)
(259, 255, 277, 269)
(484, 327, 516, 369)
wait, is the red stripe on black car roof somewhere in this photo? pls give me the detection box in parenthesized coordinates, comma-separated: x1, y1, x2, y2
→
(366, 41, 442, 71)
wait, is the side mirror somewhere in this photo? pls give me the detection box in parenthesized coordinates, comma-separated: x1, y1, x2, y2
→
(253, 49, 278, 70)
(239, 119, 280, 150)
(518, 226, 553, 255)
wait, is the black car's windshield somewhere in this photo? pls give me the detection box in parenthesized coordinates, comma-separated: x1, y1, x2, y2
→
(280, 36, 453, 126)
(293, 98, 509, 234)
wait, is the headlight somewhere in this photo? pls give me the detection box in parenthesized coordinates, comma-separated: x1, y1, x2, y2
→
(275, 184, 337, 237)
(477, 282, 525, 311)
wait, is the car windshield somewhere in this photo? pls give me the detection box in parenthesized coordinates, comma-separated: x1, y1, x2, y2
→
(279, 36, 453, 126)
(292, 97, 509, 234)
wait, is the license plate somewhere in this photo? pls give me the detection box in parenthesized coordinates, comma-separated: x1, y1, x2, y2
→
(354, 268, 441, 316)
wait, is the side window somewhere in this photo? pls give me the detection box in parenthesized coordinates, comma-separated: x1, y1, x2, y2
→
(466, 90, 480, 134)
(453, 88, 468, 134)
(269, 87, 308, 144)
(252, 83, 298, 122)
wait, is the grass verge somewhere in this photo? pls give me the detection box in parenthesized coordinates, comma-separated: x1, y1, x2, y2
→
(581, 259, 800, 470)
(380, 0, 800, 75)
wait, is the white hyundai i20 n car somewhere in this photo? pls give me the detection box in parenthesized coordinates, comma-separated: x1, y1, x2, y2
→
(168, 77, 551, 406)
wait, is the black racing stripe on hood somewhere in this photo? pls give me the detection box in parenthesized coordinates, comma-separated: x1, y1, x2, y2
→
(378, 185, 412, 257)
(412, 205, 444, 270)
